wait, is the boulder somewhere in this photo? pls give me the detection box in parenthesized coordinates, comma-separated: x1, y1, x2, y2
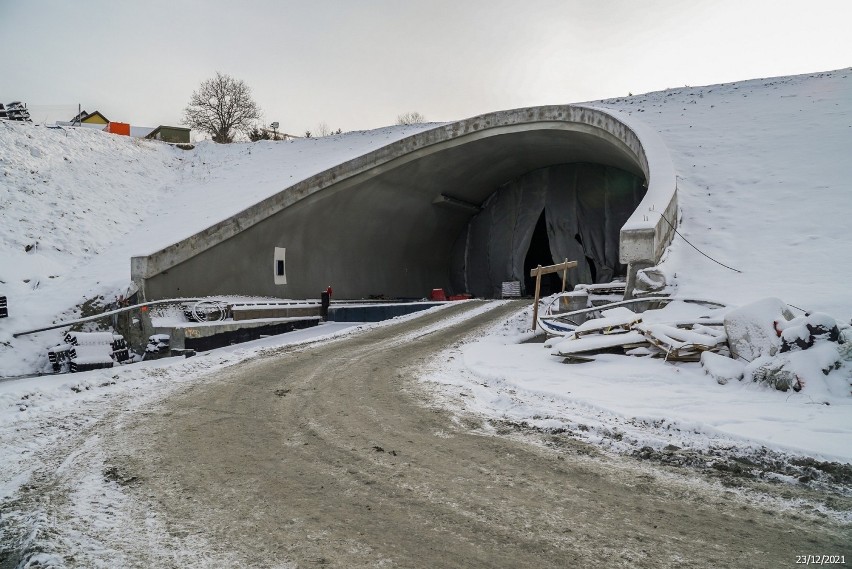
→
(700, 351, 745, 385)
(723, 298, 794, 362)
(778, 312, 842, 353)
(746, 356, 802, 392)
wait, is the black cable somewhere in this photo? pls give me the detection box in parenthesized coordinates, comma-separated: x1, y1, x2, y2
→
(656, 211, 743, 273)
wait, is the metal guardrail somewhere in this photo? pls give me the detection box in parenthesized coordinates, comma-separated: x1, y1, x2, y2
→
(12, 298, 208, 338)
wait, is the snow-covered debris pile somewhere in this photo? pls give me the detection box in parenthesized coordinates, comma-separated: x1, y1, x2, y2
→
(723, 298, 850, 394)
(548, 299, 729, 362)
(546, 295, 851, 398)
(699, 351, 745, 385)
(146, 334, 170, 353)
(747, 312, 848, 395)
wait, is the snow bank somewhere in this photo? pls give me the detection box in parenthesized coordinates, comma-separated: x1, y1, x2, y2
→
(423, 301, 852, 463)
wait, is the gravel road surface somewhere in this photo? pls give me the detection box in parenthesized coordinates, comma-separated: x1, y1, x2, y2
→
(2, 301, 848, 568)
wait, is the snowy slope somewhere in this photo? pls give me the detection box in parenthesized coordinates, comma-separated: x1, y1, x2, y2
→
(594, 68, 852, 318)
(0, 124, 181, 376)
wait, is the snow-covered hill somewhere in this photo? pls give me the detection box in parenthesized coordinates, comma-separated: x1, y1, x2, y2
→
(595, 68, 852, 316)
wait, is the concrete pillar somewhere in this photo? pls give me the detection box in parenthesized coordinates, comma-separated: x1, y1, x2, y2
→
(624, 260, 654, 300)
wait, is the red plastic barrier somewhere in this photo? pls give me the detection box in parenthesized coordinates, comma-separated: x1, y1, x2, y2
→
(448, 294, 472, 301)
(429, 288, 447, 301)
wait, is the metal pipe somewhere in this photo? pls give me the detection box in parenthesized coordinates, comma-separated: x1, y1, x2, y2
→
(12, 298, 209, 338)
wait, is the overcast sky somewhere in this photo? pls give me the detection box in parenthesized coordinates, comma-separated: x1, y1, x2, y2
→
(2, 0, 850, 135)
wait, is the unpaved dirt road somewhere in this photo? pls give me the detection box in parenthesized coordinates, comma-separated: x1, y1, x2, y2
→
(4, 301, 849, 567)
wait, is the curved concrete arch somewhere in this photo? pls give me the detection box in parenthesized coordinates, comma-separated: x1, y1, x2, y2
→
(132, 105, 677, 300)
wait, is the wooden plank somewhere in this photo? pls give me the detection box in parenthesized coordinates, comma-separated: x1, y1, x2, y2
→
(532, 270, 542, 331)
(530, 260, 578, 278)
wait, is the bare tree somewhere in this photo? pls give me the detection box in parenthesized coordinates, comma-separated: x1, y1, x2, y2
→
(396, 111, 425, 125)
(317, 121, 332, 137)
(183, 72, 261, 143)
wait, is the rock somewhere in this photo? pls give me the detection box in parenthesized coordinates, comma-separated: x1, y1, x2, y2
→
(723, 298, 794, 362)
(700, 351, 745, 384)
(778, 312, 841, 353)
(746, 357, 802, 392)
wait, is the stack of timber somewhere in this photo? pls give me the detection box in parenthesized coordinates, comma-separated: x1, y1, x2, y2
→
(551, 304, 729, 363)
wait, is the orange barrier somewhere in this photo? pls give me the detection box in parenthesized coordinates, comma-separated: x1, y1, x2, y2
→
(106, 122, 130, 135)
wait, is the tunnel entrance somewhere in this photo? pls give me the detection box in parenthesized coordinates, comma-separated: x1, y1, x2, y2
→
(523, 211, 562, 296)
(450, 162, 647, 298)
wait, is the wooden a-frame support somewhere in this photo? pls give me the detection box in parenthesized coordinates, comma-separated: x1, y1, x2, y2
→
(530, 258, 578, 331)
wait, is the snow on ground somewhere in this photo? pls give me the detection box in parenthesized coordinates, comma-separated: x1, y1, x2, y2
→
(422, 301, 852, 465)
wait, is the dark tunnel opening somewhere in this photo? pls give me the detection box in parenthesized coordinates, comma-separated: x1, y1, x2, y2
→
(450, 162, 647, 298)
(523, 211, 562, 296)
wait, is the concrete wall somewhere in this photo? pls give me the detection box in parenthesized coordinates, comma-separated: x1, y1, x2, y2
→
(132, 105, 677, 300)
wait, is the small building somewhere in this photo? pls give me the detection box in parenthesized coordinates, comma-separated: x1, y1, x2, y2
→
(70, 110, 110, 125)
(145, 125, 191, 144)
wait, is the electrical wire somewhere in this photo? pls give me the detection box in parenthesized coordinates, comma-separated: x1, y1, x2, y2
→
(656, 211, 743, 273)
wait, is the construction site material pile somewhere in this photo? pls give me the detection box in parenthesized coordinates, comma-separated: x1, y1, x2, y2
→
(539, 293, 851, 394)
(542, 296, 729, 363)
(47, 331, 130, 373)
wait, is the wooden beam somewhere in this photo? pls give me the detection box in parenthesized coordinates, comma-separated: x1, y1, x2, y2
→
(530, 259, 577, 331)
(529, 259, 578, 278)
(532, 268, 543, 331)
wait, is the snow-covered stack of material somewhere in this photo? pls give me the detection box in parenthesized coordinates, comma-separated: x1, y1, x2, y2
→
(68, 345, 115, 373)
(145, 334, 170, 355)
(47, 343, 72, 372)
(549, 302, 729, 361)
(720, 298, 851, 395)
(48, 331, 129, 373)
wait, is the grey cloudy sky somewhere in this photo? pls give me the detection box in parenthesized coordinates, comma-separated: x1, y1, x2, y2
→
(2, 0, 850, 135)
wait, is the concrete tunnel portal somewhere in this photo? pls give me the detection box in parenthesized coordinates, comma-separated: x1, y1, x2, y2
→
(132, 106, 677, 301)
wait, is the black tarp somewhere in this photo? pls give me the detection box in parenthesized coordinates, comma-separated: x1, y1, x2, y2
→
(451, 163, 645, 297)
